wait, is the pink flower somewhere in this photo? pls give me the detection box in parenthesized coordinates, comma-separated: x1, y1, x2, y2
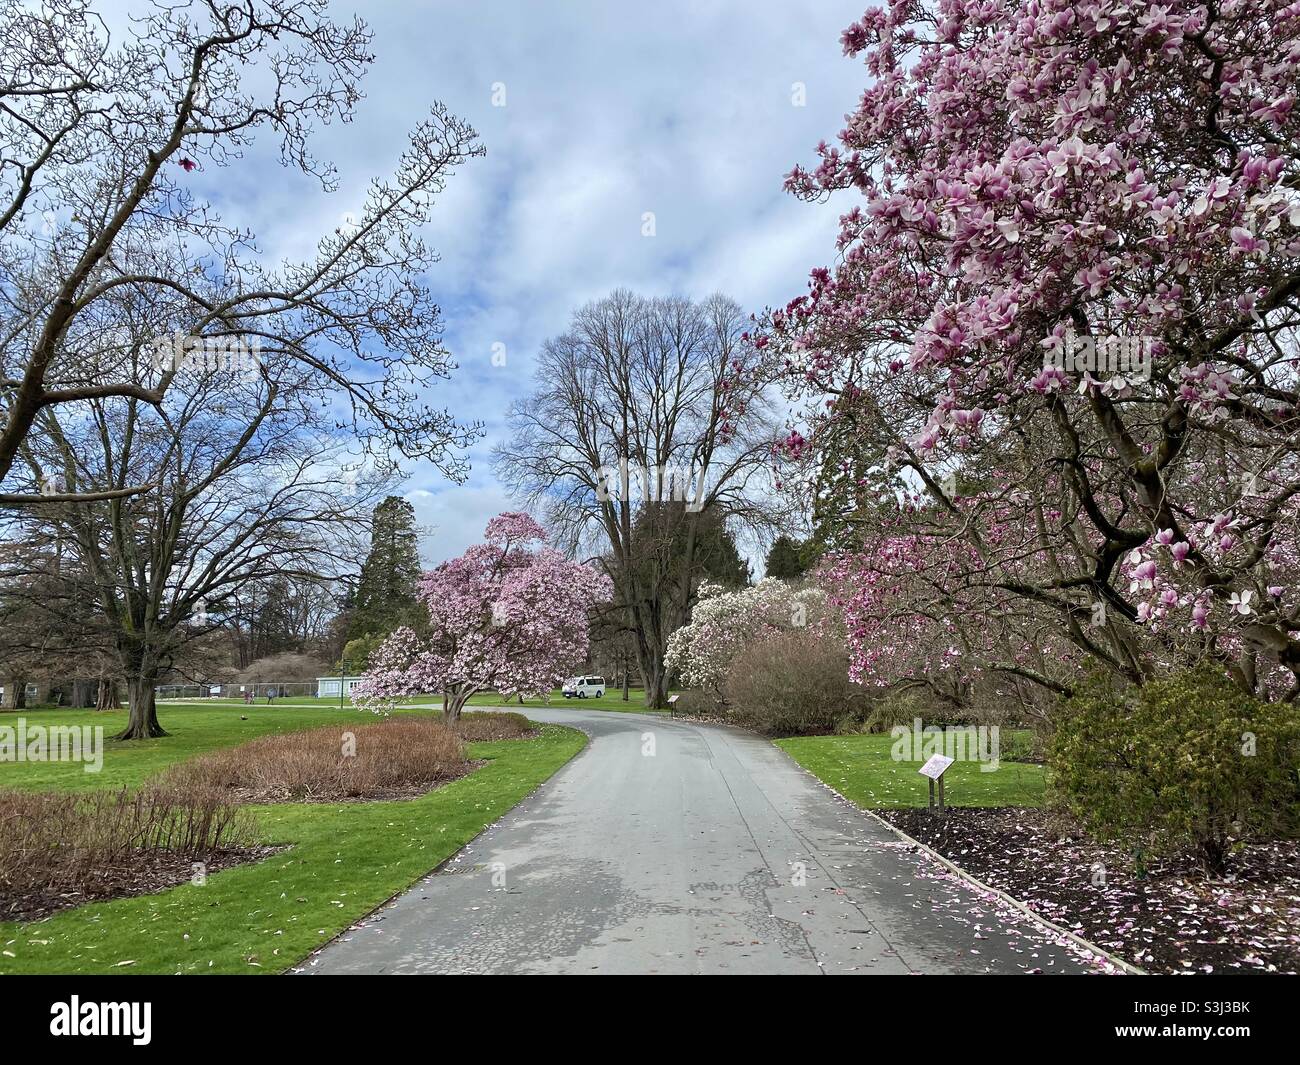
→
(353, 514, 612, 714)
(1230, 227, 1269, 255)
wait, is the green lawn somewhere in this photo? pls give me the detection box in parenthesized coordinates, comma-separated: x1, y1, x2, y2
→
(776, 731, 1046, 809)
(0, 703, 586, 974)
(157, 695, 441, 707)
(0, 702, 446, 791)
(468, 687, 672, 713)
(159, 687, 673, 714)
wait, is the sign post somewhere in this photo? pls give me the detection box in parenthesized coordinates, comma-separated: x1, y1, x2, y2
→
(918, 754, 954, 813)
(667, 694, 679, 718)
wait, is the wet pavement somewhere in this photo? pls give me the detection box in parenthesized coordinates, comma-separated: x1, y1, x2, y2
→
(299, 707, 1112, 975)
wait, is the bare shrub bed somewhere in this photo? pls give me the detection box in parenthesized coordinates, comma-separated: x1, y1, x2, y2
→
(166, 717, 473, 802)
(455, 711, 538, 741)
(0, 785, 262, 922)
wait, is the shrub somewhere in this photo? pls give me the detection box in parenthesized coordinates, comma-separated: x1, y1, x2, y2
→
(665, 579, 837, 704)
(721, 628, 873, 736)
(455, 711, 537, 741)
(167, 717, 469, 802)
(237, 651, 328, 684)
(0, 784, 255, 920)
(1050, 668, 1300, 874)
(668, 690, 725, 719)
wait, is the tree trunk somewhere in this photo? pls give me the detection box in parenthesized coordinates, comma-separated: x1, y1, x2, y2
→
(117, 675, 168, 739)
(443, 689, 470, 725)
(629, 611, 670, 710)
(642, 657, 668, 709)
(4, 674, 26, 709)
(95, 676, 120, 712)
(622, 667, 629, 702)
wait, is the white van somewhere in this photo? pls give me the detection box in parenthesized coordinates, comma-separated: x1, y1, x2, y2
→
(563, 676, 606, 698)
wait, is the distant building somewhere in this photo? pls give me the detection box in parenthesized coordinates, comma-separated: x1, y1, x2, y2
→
(317, 675, 365, 698)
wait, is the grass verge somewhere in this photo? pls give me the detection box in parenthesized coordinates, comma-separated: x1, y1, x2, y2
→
(775, 731, 1046, 808)
(0, 705, 586, 974)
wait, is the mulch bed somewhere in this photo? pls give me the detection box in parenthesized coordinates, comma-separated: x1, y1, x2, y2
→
(455, 719, 541, 742)
(879, 807, 1300, 975)
(1, 845, 278, 924)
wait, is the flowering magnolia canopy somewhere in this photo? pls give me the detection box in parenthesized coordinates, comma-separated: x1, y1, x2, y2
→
(352, 512, 612, 711)
(761, 0, 1300, 697)
(665, 580, 833, 696)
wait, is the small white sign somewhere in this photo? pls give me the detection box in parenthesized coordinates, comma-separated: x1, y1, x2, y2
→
(918, 754, 954, 780)
(667, 695, 679, 705)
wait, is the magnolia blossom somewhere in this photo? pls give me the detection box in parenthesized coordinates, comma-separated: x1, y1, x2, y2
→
(352, 512, 612, 721)
(665, 579, 832, 699)
(756, 1, 1300, 697)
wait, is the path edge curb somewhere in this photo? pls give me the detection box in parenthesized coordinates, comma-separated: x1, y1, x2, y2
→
(777, 751, 1147, 976)
(286, 721, 591, 974)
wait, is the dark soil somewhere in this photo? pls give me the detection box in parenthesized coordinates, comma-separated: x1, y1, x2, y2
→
(880, 806, 1300, 975)
(1, 845, 278, 923)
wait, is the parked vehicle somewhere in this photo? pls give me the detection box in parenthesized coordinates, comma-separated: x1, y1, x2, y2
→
(562, 676, 606, 698)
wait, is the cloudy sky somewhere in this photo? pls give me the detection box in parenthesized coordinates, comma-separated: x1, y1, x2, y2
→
(195, 1, 869, 565)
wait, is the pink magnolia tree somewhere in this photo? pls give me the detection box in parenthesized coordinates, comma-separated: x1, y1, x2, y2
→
(352, 513, 612, 720)
(762, 0, 1300, 698)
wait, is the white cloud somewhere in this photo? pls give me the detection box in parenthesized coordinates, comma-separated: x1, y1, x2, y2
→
(179, 0, 867, 563)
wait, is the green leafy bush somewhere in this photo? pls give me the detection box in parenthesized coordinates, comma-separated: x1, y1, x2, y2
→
(722, 628, 872, 736)
(1050, 668, 1300, 873)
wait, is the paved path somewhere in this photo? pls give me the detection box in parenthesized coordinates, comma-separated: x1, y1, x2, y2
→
(300, 707, 1101, 975)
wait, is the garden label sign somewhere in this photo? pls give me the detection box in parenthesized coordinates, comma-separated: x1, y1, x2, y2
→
(919, 754, 954, 780)
(919, 754, 954, 813)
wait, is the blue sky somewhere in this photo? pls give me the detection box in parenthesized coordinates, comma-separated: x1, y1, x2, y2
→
(191, 1, 869, 565)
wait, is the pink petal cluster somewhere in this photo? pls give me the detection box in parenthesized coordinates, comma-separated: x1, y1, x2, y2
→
(755, 1, 1300, 697)
(352, 512, 612, 715)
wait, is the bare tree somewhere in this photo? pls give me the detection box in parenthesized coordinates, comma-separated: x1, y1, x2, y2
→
(8, 300, 402, 736)
(494, 290, 777, 707)
(0, 0, 482, 503)
(0, 520, 118, 707)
